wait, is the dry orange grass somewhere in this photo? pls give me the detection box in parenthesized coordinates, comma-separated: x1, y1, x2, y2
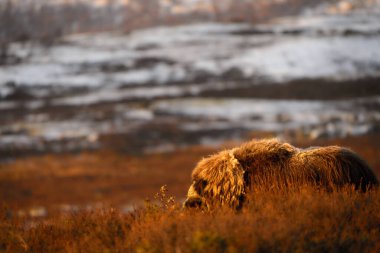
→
(0, 147, 214, 212)
(1, 186, 379, 253)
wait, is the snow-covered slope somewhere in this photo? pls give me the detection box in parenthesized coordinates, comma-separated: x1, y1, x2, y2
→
(1, 4, 380, 155)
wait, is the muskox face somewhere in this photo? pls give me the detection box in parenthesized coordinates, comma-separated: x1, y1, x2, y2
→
(184, 183, 207, 209)
(184, 150, 246, 209)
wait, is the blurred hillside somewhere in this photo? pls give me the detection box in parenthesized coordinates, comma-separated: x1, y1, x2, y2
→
(1, 0, 380, 158)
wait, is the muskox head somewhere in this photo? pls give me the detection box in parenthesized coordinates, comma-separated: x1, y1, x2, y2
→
(184, 149, 246, 209)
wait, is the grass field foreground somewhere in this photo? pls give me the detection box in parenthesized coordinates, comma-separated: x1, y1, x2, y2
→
(1, 185, 380, 253)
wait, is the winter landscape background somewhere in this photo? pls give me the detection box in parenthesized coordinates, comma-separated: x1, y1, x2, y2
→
(1, 0, 380, 158)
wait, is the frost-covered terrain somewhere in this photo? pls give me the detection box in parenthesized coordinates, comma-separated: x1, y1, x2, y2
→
(1, 5, 380, 157)
(1, 10, 380, 89)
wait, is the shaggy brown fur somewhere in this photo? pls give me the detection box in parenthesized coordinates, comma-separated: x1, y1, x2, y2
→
(185, 139, 379, 209)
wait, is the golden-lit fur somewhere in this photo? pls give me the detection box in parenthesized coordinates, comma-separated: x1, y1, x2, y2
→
(185, 139, 379, 209)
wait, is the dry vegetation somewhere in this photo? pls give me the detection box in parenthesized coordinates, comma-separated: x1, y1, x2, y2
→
(1, 186, 379, 253)
(0, 134, 380, 252)
(0, 146, 214, 212)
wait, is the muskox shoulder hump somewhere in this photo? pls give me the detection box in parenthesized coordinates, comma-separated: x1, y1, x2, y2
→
(235, 138, 297, 164)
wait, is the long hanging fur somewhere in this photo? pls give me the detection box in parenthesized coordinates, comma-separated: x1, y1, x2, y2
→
(185, 139, 379, 209)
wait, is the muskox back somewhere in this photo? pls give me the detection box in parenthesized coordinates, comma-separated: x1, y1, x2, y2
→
(290, 146, 379, 191)
(236, 141, 378, 192)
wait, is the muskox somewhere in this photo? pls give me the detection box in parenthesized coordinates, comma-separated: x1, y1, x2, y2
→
(184, 139, 378, 209)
